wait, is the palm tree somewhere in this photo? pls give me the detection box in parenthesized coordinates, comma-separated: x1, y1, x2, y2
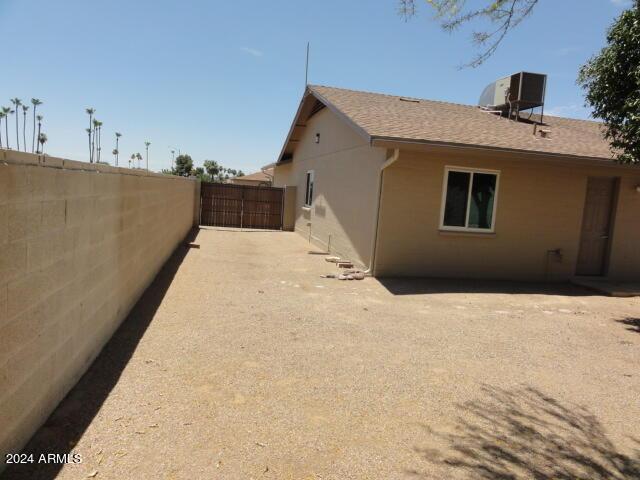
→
(10, 98, 22, 150)
(3, 107, 13, 149)
(92, 119, 99, 163)
(94, 120, 103, 163)
(21, 105, 29, 152)
(36, 115, 43, 153)
(30, 98, 42, 153)
(0, 111, 4, 148)
(129, 153, 135, 168)
(97, 122, 100, 162)
(38, 133, 47, 154)
(136, 152, 142, 169)
(86, 108, 95, 162)
(115, 132, 122, 166)
(144, 141, 151, 170)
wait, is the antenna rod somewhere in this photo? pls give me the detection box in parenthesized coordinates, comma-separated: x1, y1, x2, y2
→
(305, 42, 310, 88)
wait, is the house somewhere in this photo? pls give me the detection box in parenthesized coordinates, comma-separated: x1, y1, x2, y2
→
(273, 85, 640, 281)
(229, 167, 274, 187)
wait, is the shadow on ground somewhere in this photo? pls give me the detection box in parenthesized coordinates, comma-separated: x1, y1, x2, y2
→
(2, 229, 198, 480)
(198, 226, 282, 233)
(617, 317, 640, 334)
(379, 278, 596, 297)
(409, 385, 640, 479)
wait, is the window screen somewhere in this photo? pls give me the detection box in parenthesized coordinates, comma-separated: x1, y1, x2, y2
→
(442, 169, 497, 230)
(443, 171, 470, 227)
(468, 173, 496, 229)
(305, 171, 314, 206)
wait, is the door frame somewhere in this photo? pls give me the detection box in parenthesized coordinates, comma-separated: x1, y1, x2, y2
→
(575, 176, 620, 277)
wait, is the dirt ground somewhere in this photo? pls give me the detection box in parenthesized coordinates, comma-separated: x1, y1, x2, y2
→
(5, 227, 640, 480)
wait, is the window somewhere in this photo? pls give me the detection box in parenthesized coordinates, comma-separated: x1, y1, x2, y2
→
(440, 167, 499, 232)
(304, 170, 314, 207)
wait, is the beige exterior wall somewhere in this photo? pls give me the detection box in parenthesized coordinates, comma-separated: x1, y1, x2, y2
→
(273, 108, 386, 267)
(0, 150, 197, 467)
(374, 146, 640, 280)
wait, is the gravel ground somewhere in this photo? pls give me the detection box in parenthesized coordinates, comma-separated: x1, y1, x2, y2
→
(5, 227, 640, 480)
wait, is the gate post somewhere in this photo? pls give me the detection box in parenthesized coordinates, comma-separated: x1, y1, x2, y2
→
(194, 179, 202, 227)
(240, 191, 244, 229)
(282, 186, 297, 231)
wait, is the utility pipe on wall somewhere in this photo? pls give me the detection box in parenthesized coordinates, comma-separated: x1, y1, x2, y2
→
(364, 148, 399, 275)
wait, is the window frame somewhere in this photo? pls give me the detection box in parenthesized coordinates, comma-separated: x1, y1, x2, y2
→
(439, 166, 500, 233)
(304, 170, 314, 207)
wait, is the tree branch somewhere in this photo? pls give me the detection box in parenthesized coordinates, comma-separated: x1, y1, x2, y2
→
(399, 0, 539, 68)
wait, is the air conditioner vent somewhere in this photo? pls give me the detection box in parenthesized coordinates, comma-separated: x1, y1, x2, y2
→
(479, 71, 547, 118)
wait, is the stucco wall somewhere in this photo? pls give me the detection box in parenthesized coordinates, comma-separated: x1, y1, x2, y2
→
(374, 147, 640, 280)
(0, 150, 197, 466)
(273, 108, 386, 267)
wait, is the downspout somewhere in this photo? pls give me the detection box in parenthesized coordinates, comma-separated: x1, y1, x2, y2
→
(363, 148, 399, 275)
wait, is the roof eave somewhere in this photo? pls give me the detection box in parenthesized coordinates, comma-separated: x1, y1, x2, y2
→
(275, 88, 312, 165)
(370, 136, 633, 169)
(275, 86, 372, 166)
(309, 86, 372, 144)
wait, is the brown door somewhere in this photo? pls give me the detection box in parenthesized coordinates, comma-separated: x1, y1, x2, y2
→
(575, 177, 617, 276)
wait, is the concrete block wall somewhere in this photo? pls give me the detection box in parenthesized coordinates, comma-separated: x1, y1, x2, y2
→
(0, 149, 198, 466)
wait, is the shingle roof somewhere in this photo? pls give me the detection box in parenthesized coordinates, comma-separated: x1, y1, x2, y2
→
(306, 85, 614, 161)
(231, 168, 273, 182)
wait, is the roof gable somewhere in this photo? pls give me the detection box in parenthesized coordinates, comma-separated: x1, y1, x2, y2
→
(277, 89, 371, 164)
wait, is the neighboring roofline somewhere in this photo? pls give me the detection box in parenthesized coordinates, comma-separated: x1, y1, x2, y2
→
(231, 172, 272, 181)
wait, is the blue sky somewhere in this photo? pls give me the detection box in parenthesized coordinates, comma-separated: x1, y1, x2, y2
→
(0, 0, 631, 172)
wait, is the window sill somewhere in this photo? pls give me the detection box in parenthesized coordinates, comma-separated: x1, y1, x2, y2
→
(438, 229, 496, 237)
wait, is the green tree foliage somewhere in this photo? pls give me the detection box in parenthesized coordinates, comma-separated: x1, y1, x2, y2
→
(203, 159, 222, 179)
(201, 159, 245, 182)
(578, 1, 640, 163)
(174, 154, 194, 177)
(166, 155, 245, 180)
(399, 0, 539, 67)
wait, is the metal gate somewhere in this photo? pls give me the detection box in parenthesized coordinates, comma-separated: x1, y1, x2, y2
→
(200, 183, 284, 230)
